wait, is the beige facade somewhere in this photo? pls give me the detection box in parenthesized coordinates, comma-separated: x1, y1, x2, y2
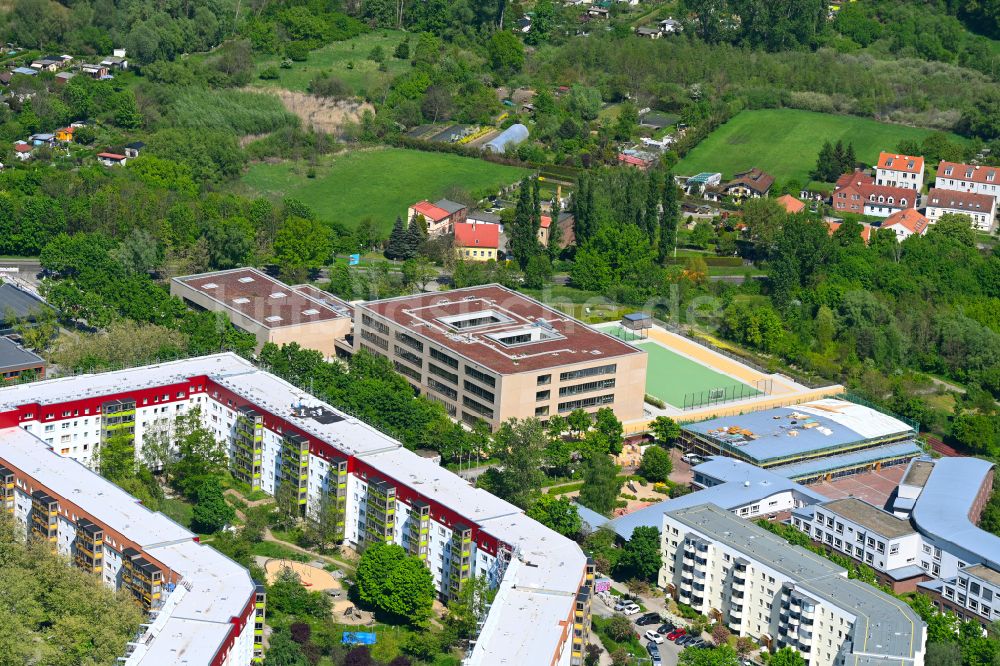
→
(170, 269, 352, 359)
(353, 287, 647, 430)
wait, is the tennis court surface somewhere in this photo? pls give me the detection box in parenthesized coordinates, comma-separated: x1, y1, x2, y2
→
(607, 326, 760, 408)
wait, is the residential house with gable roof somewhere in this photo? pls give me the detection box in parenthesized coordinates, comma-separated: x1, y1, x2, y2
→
(875, 152, 924, 192)
(882, 209, 929, 241)
(832, 171, 916, 218)
(925, 188, 996, 231)
(934, 161, 1000, 201)
(407, 199, 468, 235)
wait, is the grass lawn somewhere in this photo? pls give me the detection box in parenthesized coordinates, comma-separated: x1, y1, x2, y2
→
(161, 497, 194, 529)
(676, 109, 966, 184)
(241, 148, 528, 232)
(606, 326, 760, 407)
(253, 31, 411, 95)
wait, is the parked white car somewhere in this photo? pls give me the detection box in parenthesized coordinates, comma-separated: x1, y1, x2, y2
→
(645, 630, 664, 644)
(613, 598, 635, 611)
(621, 603, 641, 615)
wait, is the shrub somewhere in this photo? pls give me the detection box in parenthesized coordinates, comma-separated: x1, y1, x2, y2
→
(286, 41, 310, 61)
(259, 67, 280, 80)
(308, 74, 351, 98)
(645, 394, 666, 409)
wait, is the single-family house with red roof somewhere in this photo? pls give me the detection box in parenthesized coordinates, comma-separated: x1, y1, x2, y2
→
(97, 152, 127, 167)
(775, 194, 805, 214)
(881, 209, 929, 241)
(454, 222, 499, 262)
(407, 198, 467, 235)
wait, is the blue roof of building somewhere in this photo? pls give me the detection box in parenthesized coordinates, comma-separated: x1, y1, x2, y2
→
(575, 503, 610, 533)
(885, 564, 926, 581)
(911, 456, 1000, 570)
(622, 312, 651, 322)
(683, 399, 913, 464)
(605, 457, 827, 540)
(769, 440, 923, 480)
(12, 67, 37, 75)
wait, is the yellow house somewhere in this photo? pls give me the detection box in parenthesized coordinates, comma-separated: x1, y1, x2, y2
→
(55, 127, 74, 142)
(454, 222, 499, 262)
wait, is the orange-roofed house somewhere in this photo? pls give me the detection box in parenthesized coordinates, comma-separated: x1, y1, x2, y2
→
(832, 171, 916, 218)
(875, 152, 924, 192)
(827, 220, 873, 244)
(881, 209, 929, 241)
(775, 194, 805, 214)
(55, 127, 74, 142)
(454, 222, 499, 261)
(407, 198, 468, 236)
(935, 161, 1000, 199)
(538, 215, 552, 246)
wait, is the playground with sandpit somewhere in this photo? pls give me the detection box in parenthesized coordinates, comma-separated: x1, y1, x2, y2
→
(264, 558, 375, 625)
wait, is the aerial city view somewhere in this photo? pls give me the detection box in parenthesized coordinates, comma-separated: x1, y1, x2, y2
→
(2, 1, 1000, 665)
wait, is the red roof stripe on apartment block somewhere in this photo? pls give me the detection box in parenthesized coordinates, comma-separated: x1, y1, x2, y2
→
(936, 161, 1000, 186)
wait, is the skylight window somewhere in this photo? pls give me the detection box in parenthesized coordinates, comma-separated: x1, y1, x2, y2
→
(438, 309, 513, 330)
(265, 315, 283, 323)
(238, 276, 255, 283)
(302, 309, 319, 316)
(202, 282, 217, 289)
(233, 297, 250, 304)
(271, 292, 286, 299)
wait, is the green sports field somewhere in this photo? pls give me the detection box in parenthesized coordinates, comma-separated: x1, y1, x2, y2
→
(608, 327, 760, 408)
(241, 148, 529, 232)
(676, 109, 965, 185)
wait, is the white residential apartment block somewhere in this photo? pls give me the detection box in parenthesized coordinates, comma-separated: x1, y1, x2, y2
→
(791, 498, 927, 592)
(935, 161, 1000, 199)
(925, 187, 997, 231)
(790, 457, 1000, 629)
(0, 353, 594, 666)
(0, 427, 265, 666)
(660, 504, 926, 666)
(875, 152, 924, 191)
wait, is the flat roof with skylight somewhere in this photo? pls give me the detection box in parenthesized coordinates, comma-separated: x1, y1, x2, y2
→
(356, 284, 643, 375)
(171, 268, 345, 330)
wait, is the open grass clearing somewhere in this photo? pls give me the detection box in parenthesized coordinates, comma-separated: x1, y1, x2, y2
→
(253, 31, 411, 96)
(241, 147, 528, 232)
(676, 109, 966, 184)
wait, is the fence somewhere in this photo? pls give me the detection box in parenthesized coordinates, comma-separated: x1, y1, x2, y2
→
(651, 316, 831, 390)
(681, 378, 773, 411)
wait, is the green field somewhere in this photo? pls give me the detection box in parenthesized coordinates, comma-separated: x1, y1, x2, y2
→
(607, 326, 759, 407)
(253, 31, 411, 95)
(676, 109, 964, 184)
(241, 148, 529, 231)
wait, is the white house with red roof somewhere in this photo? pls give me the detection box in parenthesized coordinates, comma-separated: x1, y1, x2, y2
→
(925, 188, 996, 231)
(881, 208, 929, 241)
(875, 152, 924, 192)
(407, 198, 468, 235)
(97, 152, 127, 167)
(454, 222, 499, 261)
(934, 161, 1000, 200)
(12, 143, 32, 161)
(832, 172, 916, 218)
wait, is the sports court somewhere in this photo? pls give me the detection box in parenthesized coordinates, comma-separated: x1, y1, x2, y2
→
(605, 324, 763, 408)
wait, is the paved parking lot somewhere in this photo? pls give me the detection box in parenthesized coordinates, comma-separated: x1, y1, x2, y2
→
(593, 595, 700, 666)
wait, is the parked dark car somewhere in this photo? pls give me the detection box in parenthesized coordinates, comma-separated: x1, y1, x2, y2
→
(657, 622, 676, 634)
(636, 612, 661, 626)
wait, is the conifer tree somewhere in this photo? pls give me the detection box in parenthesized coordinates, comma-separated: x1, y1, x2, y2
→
(385, 216, 407, 259)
